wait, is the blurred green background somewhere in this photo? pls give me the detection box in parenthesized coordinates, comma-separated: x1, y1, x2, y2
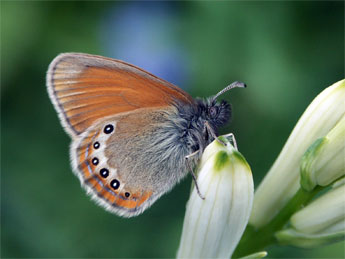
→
(1, 1, 344, 258)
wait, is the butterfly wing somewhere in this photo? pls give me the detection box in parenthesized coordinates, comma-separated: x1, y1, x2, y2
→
(47, 53, 195, 217)
(72, 107, 191, 217)
(47, 53, 194, 138)
(72, 115, 154, 217)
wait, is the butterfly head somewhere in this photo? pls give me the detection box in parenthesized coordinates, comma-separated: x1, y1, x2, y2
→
(200, 81, 246, 131)
(198, 98, 231, 130)
(184, 81, 246, 153)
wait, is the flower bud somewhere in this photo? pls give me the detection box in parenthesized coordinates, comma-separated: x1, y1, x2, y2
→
(275, 228, 344, 248)
(275, 184, 345, 248)
(300, 115, 345, 191)
(291, 184, 345, 234)
(250, 79, 345, 228)
(177, 137, 254, 258)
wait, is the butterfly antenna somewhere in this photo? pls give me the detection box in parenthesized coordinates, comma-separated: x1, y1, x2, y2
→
(213, 81, 247, 101)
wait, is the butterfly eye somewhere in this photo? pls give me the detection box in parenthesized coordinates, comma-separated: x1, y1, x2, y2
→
(209, 106, 218, 118)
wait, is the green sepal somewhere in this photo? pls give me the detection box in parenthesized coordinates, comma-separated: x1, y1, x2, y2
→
(300, 137, 328, 191)
(214, 151, 229, 171)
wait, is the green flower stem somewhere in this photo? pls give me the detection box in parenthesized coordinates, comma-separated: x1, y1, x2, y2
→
(233, 186, 324, 258)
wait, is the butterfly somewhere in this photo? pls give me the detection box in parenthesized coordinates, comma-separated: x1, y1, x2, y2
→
(46, 53, 245, 217)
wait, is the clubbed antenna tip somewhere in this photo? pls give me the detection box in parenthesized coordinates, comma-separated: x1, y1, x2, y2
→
(213, 81, 247, 101)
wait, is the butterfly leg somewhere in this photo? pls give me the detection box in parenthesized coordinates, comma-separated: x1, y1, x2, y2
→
(204, 121, 226, 146)
(185, 150, 205, 200)
(226, 133, 238, 150)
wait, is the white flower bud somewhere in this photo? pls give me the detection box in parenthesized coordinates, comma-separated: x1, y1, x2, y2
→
(177, 137, 254, 258)
(300, 115, 345, 191)
(250, 79, 345, 228)
(275, 184, 345, 248)
(275, 228, 344, 248)
(291, 184, 345, 234)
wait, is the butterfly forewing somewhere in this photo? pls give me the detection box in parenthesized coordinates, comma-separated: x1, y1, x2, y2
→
(47, 53, 194, 137)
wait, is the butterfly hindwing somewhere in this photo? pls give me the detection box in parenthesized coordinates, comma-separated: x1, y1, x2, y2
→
(70, 105, 194, 217)
(71, 116, 155, 217)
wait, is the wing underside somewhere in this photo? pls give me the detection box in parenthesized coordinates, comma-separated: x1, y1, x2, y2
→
(47, 53, 194, 137)
(71, 116, 155, 217)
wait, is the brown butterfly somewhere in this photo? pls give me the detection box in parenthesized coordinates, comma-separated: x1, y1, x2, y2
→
(46, 53, 245, 217)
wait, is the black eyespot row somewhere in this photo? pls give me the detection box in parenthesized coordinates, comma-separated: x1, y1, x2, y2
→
(125, 192, 130, 198)
(93, 142, 100, 149)
(100, 168, 109, 178)
(104, 124, 114, 134)
(110, 179, 120, 190)
(92, 158, 99, 165)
